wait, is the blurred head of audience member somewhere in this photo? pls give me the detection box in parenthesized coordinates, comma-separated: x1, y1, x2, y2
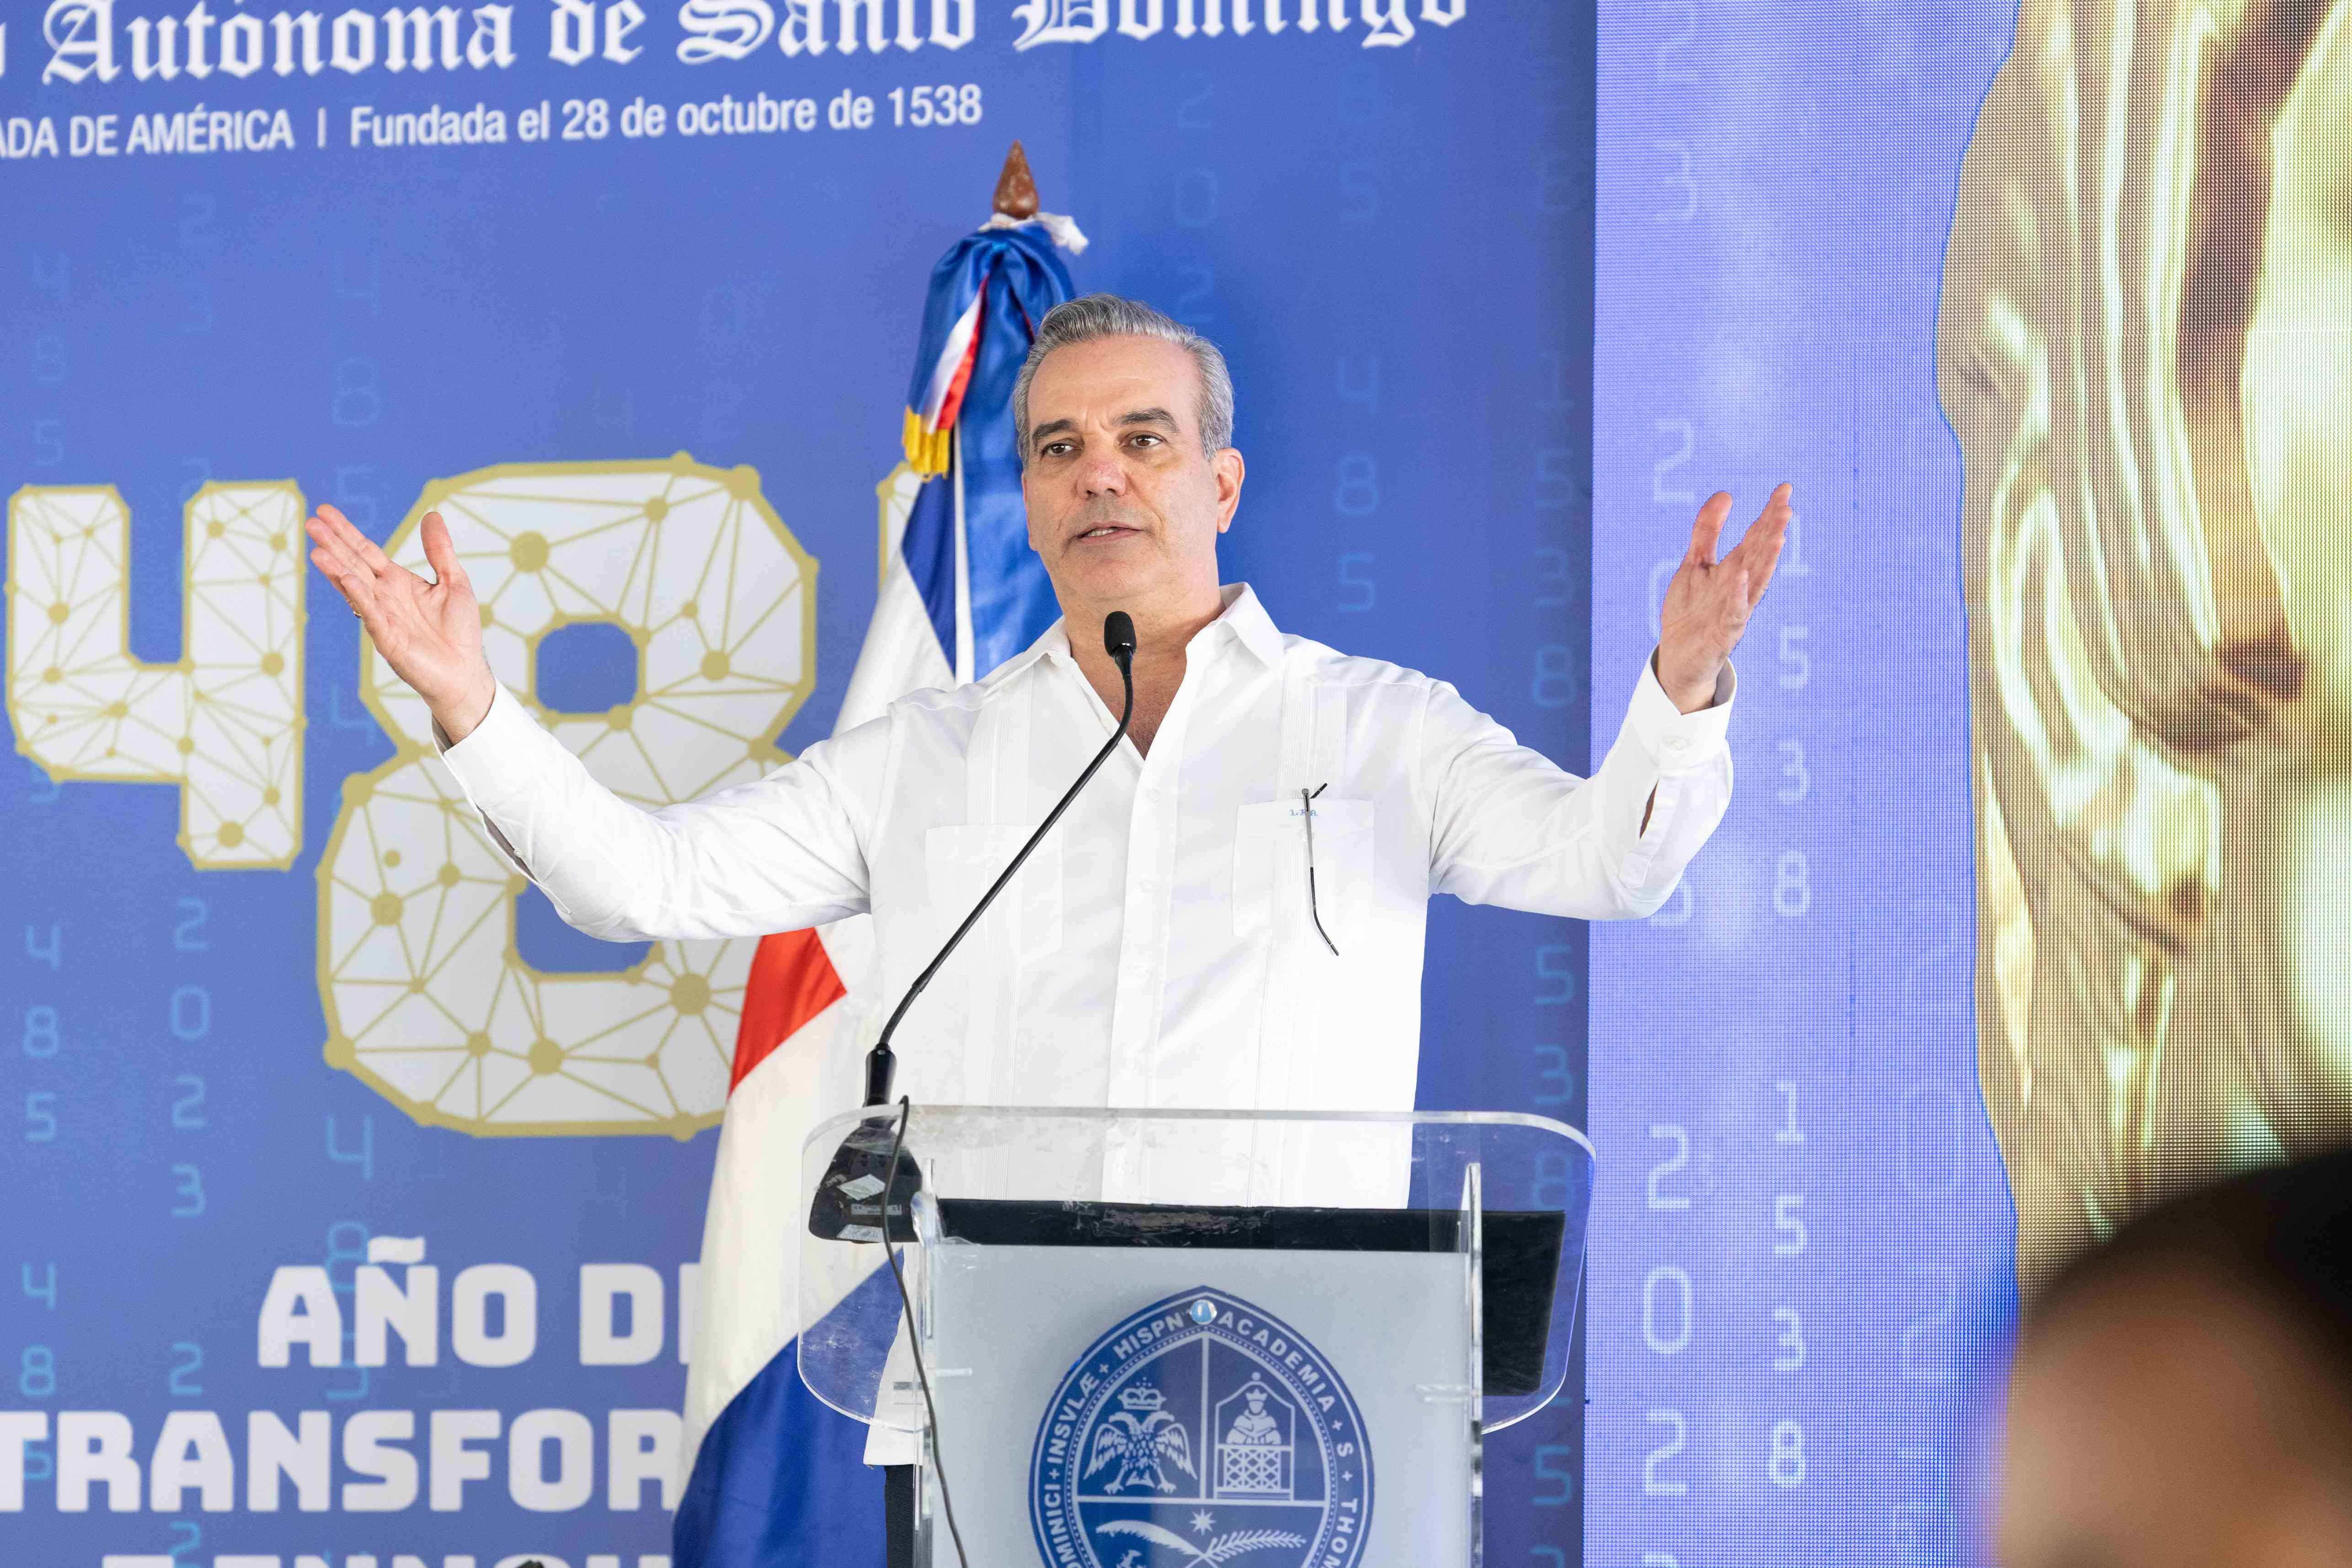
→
(2000, 1151, 2352, 1568)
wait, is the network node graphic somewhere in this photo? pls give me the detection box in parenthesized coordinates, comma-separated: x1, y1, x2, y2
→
(317, 456, 817, 1137)
(5, 482, 307, 868)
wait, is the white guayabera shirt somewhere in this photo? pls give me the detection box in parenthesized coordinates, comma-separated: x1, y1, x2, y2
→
(438, 583, 1735, 1126)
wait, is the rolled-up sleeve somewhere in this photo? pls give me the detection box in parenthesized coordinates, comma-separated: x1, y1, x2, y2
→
(1428, 654, 1734, 919)
(434, 685, 878, 942)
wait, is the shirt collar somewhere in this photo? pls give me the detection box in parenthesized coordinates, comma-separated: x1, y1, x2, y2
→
(999, 583, 1287, 680)
(1213, 583, 1287, 667)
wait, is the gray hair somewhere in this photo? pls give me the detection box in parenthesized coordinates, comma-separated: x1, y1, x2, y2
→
(1012, 293, 1236, 462)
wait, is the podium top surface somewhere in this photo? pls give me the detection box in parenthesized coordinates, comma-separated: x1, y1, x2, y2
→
(804, 1102, 1591, 1203)
(809, 1100, 1594, 1145)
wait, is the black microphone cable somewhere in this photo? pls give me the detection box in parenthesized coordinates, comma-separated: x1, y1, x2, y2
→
(879, 1093, 970, 1568)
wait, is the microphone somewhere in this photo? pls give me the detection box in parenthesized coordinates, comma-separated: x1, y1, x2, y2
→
(809, 610, 1138, 1242)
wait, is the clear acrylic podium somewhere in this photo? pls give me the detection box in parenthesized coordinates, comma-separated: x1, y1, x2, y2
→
(798, 1106, 1593, 1568)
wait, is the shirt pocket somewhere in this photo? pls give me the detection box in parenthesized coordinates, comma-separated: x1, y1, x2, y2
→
(924, 826, 1064, 964)
(1232, 797, 1375, 946)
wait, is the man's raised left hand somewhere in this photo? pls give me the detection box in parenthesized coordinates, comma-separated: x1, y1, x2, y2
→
(1656, 482, 1792, 713)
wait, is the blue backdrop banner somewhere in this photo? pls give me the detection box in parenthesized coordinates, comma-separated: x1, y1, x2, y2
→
(2, 4, 1598, 1566)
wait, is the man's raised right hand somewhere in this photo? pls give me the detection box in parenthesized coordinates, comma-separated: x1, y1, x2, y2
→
(305, 503, 499, 744)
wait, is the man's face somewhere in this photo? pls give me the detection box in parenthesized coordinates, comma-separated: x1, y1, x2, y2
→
(1997, 1274, 2352, 1568)
(1020, 334, 1243, 613)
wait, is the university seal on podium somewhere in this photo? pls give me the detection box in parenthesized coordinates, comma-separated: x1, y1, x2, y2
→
(1029, 1286, 1374, 1568)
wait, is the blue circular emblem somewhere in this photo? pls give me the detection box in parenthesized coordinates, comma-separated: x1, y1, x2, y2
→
(1029, 1286, 1374, 1568)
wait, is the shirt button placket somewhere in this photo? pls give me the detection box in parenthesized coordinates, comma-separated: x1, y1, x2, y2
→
(1107, 775, 1165, 1108)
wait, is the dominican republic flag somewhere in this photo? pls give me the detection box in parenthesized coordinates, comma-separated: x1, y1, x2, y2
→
(673, 213, 1081, 1567)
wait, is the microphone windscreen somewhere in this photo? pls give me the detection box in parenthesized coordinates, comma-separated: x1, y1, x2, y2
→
(1103, 610, 1137, 661)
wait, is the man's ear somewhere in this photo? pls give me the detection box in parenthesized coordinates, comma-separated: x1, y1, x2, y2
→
(1214, 447, 1246, 532)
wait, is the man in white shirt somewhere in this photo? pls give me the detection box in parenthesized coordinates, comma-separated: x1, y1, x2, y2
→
(304, 292, 1785, 1122)
(309, 292, 1784, 1552)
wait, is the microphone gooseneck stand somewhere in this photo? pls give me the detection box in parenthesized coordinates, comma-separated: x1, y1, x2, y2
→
(808, 610, 1139, 1240)
(861, 608, 1138, 1109)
